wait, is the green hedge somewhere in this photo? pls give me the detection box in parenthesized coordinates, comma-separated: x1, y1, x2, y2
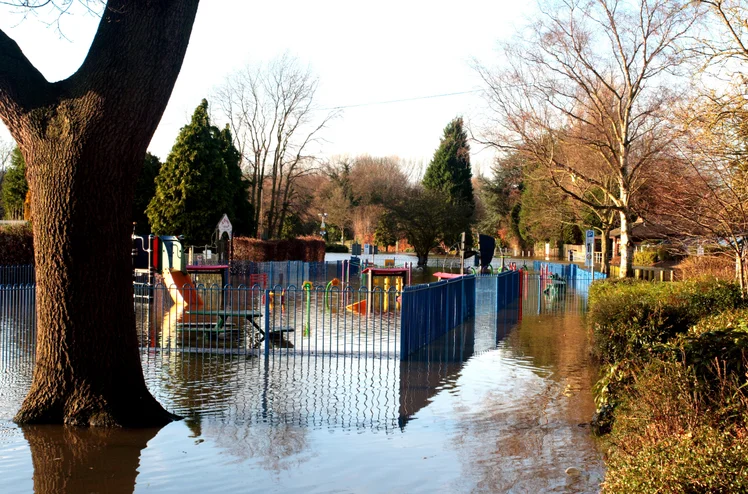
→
(324, 243, 349, 253)
(633, 250, 658, 266)
(0, 224, 33, 265)
(590, 278, 748, 491)
(589, 278, 743, 364)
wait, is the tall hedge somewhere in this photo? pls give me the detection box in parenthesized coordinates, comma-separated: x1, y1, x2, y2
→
(0, 225, 34, 265)
(233, 236, 324, 262)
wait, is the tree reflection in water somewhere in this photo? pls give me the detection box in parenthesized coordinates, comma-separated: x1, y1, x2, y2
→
(22, 425, 160, 494)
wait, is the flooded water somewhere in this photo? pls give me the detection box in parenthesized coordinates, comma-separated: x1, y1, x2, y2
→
(0, 277, 603, 493)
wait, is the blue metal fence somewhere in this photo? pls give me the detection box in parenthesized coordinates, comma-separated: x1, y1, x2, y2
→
(0, 265, 35, 285)
(399, 275, 478, 359)
(2, 263, 525, 362)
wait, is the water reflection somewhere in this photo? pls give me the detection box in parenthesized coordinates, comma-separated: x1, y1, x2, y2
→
(22, 425, 159, 494)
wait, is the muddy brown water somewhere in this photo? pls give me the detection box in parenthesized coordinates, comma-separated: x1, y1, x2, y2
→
(0, 277, 603, 493)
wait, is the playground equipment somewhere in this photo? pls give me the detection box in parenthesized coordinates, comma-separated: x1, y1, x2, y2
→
(347, 267, 409, 315)
(324, 278, 341, 313)
(302, 281, 313, 336)
(433, 272, 464, 281)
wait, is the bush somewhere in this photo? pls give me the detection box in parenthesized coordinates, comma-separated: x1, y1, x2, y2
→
(0, 224, 34, 265)
(604, 426, 748, 493)
(233, 236, 325, 262)
(633, 250, 658, 266)
(602, 360, 748, 493)
(325, 243, 349, 253)
(589, 277, 744, 364)
(676, 255, 734, 282)
(591, 278, 748, 490)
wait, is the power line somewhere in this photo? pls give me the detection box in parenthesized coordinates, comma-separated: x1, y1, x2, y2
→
(320, 89, 484, 111)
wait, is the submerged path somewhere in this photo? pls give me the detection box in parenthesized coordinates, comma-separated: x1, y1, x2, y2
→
(0, 276, 603, 493)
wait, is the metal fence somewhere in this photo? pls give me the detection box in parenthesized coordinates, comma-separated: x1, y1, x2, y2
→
(134, 282, 402, 359)
(0, 284, 36, 366)
(2, 263, 523, 362)
(533, 261, 607, 280)
(399, 275, 478, 358)
(0, 265, 35, 285)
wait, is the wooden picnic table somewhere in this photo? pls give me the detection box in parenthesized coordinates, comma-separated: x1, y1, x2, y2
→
(182, 310, 293, 342)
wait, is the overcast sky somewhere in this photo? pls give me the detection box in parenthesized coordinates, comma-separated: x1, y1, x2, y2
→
(0, 1, 536, 175)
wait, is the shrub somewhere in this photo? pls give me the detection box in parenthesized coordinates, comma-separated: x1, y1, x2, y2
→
(592, 278, 748, 490)
(325, 243, 349, 253)
(633, 249, 658, 266)
(602, 360, 748, 493)
(589, 277, 743, 364)
(233, 236, 325, 262)
(604, 426, 748, 493)
(676, 255, 734, 282)
(0, 224, 34, 265)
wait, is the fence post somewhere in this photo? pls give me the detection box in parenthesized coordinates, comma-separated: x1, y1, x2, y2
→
(264, 289, 271, 357)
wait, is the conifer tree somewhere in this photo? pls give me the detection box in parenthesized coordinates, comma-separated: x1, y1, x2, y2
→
(1, 147, 28, 219)
(218, 125, 254, 236)
(422, 117, 475, 245)
(147, 99, 234, 244)
(132, 152, 162, 235)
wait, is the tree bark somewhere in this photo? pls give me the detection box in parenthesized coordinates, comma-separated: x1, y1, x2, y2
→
(0, 0, 200, 426)
(618, 212, 634, 278)
(601, 225, 611, 276)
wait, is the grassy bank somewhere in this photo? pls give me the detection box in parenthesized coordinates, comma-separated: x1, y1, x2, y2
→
(589, 278, 748, 492)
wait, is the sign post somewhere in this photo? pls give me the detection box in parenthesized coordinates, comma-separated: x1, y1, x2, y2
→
(585, 229, 595, 277)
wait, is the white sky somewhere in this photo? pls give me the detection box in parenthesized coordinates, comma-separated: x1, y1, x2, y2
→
(0, 1, 535, 176)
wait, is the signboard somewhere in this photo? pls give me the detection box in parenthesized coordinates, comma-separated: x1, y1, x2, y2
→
(585, 229, 595, 268)
(697, 245, 704, 257)
(217, 214, 233, 239)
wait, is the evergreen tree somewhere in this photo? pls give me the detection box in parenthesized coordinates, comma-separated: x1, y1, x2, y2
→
(422, 117, 475, 245)
(1, 147, 28, 219)
(218, 125, 254, 236)
(147, 99, 234, 245)
(374, 211, 398, 248)
(132, 152, 162, 235)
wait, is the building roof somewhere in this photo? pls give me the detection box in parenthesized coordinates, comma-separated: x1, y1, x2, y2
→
(608, 220, 670, 241)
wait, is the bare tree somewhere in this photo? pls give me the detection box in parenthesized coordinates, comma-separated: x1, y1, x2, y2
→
(693, 0, 748, 64)
(0, 0, 199, 426)
(0, 136, 12, 170)
(476, 0, 695, 277)
(214, 54, 336, 239)
(660, 94, 748, 292)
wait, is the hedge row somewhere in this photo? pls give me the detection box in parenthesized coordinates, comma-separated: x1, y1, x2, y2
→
(589, 277, 743, 364)
(589, 277, 748, 492)
(232, 236, 325, 262)
(0, 225, 34, 265)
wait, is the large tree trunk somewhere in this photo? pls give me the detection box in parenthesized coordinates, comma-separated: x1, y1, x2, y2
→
(618, 212, 634, 278)
(0, 0, 200, 426)
(17, 148, 175, 426)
